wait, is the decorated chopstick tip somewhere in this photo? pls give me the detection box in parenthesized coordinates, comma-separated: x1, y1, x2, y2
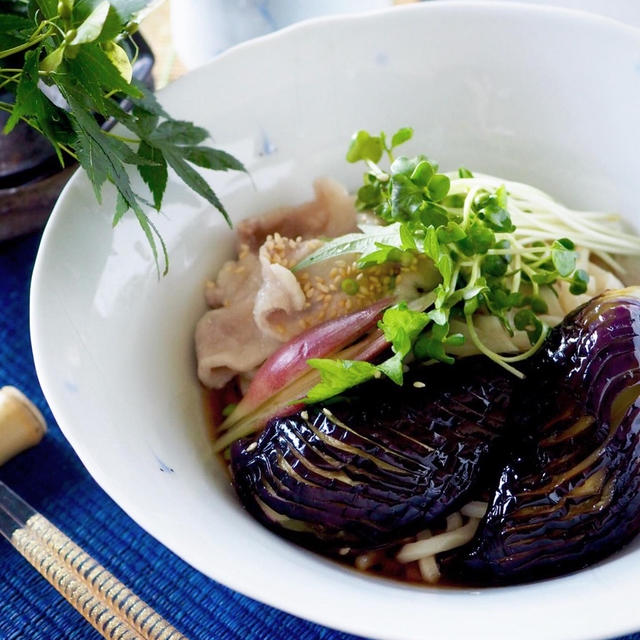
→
(0, 387, 46, 466)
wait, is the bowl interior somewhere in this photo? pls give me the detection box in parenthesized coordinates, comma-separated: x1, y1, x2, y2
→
(31, 4, 640, 640)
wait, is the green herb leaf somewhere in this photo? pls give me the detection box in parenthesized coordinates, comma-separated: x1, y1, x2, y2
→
(376, 351, 404, 385)
(357, 243, 404, 268)
(376, 303, 430, 384)
(379, 304, 430, 354)
(305, 359, 377, 403)
(458, 167, 473, 179)
(414, 333, 454, 365)
(293, 223, 405, 270)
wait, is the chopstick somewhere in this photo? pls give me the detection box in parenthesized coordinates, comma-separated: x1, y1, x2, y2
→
(0, 480, 189, 640)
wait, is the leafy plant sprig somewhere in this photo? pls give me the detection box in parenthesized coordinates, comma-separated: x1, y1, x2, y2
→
(300, 127, 592, 402)
(0, 0, 246, 274)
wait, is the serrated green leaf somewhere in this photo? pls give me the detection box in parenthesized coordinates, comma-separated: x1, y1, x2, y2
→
(137, 141, 167, 210)
(131, 81, 169, 118)
(33, 0, 58, 19)
(71, 0, 110, 44)
(66, 43, 141, 109)
(4, 49, 63, 160)
(130, 107, 158, 137)
(67, 89, 168, 273)
(150, 120, 208, 146)
(163, 149, 230, 226)
(293, 223, 405, 271)
(4, 49, 40, 134)
(180, 146, 247, 173)
(113, 190, 129, 226)
(0, 14, 33, 49)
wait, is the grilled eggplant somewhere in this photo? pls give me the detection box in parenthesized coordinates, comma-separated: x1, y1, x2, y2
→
(455, 288, 640, 582)
(230, 358, 513, 553)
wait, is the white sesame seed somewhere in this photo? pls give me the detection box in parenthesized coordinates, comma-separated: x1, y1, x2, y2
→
(246, 442, 258, 452)
(300, 410, 309, 420)
(413, 381, 426, 388)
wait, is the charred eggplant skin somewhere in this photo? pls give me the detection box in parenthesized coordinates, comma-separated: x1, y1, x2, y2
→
(230, 358, 513, 553)
(457, 288, 640, 582)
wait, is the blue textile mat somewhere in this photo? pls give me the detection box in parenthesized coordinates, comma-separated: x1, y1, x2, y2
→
(0, 230, 638, 640)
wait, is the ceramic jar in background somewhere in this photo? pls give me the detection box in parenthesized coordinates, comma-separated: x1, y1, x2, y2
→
(170, 0, 395, 69)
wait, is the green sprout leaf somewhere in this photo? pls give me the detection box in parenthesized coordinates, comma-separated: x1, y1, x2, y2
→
(391, 126, 413, 148)
(427, 174, 450, 202)
(551, 239, 578, 277)
(570, 268, 589, 295)
(346, 130, 384, 163)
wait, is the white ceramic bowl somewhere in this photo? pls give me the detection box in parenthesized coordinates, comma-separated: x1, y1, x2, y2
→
(31, 3, 640, 640)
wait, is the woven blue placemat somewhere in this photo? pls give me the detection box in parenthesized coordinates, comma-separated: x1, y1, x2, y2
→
(0, 230, 638, 640)
(0, 231, 362, 640)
